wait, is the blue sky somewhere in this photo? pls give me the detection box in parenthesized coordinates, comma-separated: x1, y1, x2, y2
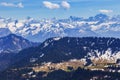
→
(0, 0, 120, 19)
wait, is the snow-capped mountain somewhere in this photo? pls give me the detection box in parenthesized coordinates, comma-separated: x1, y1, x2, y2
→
(0, 14, 120, 42)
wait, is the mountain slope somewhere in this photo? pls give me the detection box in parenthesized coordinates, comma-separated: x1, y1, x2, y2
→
(11, 37, 120, 68)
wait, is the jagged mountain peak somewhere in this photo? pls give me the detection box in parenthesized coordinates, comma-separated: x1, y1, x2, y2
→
(95, 13, 108, 18)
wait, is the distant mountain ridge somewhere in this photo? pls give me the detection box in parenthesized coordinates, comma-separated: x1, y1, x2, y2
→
(0, 14, 120, 42)
(0, 34, 40, 71)
(0, 34, 39, 54)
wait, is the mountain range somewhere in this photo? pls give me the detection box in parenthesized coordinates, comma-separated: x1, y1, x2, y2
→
(0, 14, 120, 42)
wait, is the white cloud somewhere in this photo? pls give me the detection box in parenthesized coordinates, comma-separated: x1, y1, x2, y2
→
(0, 2, 24, 8)
(43, 1, 60, 9)
(17, 2, 24, 8)
(99, 9, 113, 13)
(61, 1, 70, 9)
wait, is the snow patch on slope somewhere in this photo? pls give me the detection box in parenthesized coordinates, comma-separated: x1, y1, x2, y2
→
(53, 37, 61, 41)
